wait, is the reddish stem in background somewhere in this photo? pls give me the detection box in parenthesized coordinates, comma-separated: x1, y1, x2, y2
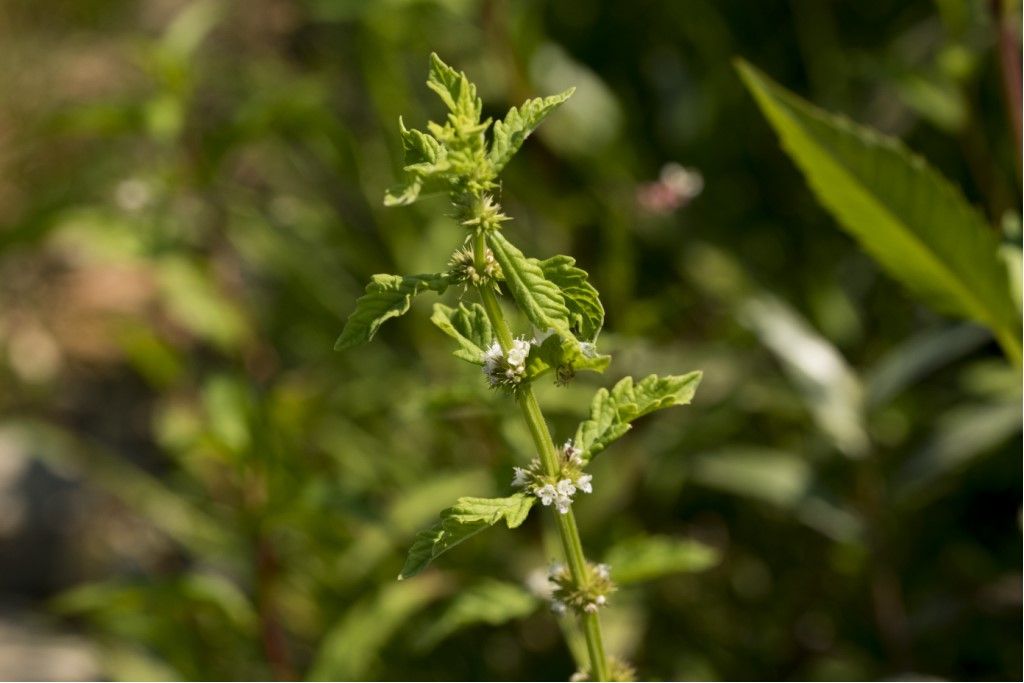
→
(257, 537, 296, 681)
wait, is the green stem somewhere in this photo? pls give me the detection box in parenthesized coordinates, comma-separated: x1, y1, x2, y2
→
(472, 230, 611, 681)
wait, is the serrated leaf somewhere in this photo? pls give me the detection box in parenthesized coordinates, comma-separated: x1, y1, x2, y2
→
(335, 273, 448, 350)
(490, 88, 575, 172)
(431, 302, 493, 364)
(426, 52, 464, 112)
(427, 52, 482, 124)
(604, 536, 720, 585)
(485, 231, 572, 338)
(399, 494, 536, 580)
(736, 59, 1021, 366)
(575, 372, 702, 461)
(533, 255, 604, 342)
(415, 579, 538, 651)
(525, 333, 610, 383)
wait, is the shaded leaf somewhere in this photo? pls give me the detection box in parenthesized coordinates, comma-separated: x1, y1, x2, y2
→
(335, 273, 448, 350)
(399, 494, 536, 580)
(430, 302, 493, 364)
(309, 575, 447, 680)
(737, 59, 1021, 365)
(575, 372, 702, 461)
(415, 579, 538, 651)
(605, 536, 720, 585)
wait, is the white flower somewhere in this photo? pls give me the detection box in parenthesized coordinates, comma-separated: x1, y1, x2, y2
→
(506, 337, 531, 367)
(595, 563, 611, 580)
(595, 594, 607, 606)
(483, 340, 503, 371)
(536, 484, 557, 506)
(512, 467, 530, 488)
(583, 602, 598, 614)
(555, 495, 572, 514)
(548, 561, 565, 578)
(556, 479, 577, 497)
(550, 600, 567, 615)
(576, 473, 593, 494)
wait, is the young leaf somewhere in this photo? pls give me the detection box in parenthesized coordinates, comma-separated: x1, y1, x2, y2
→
(533, 255, 604, 342)
(575, 372, 702, 461)
(485, 231, 572, 338)
(399, 494, 536, 580)
(427, 52, 482, 125)
(414, 579, 538, 651)
(604, 536, 720, 585)
(736, 59, 1022, 366)
(490, 88, 575, 173)
(335, 273, 448, 350)
(430, 302, 493, 364)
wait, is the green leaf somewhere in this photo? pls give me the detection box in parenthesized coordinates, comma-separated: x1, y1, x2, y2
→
(415, 579, 538, 651)
(335, 273, 448, 350)
(426, 52, 465, 113)
(490, 88, 575, 172)
(427, 52, 482, 124)
(384, 119, 449, 206)
(604, 536, 720, 585)
(525, 333, 610, 383)
(575, 372, 702, 461)
(533, 255, 604, 342)
(736, 59, 1021, 366)
(485, 231, 572, 338)
(430, 302, 493, 364)
(309, 575, 447, 680)
(399, 494, 536, 580)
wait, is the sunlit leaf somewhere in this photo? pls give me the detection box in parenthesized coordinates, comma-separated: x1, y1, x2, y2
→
(490, 88, 574, 172)
(335, 273, 448, 350)
(486, 231, 572, 339)
(399, 494, 536, 580)
(604, 536, 720, 585)
(575, 372, 702, 461)
(737, 59, 1021, 366)
(430, 302, 493, 365)
(533, 255, 604, 342)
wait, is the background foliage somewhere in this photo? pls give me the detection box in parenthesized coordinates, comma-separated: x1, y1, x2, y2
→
(0, 0, 1020, 680)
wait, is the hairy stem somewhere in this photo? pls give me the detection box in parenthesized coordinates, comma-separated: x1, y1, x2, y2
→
(472, 230, 611, 681)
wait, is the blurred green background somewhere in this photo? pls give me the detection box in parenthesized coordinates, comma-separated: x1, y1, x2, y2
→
(0, 0, 1020, 680)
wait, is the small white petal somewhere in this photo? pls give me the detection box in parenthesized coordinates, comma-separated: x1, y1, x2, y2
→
(595, 594, 607, 605)
(576, 474, 593, 494)
(551, 600, 567, 615)
(556, 479, 577, 497)
(555, 495, 572, 514)
(596, 563, 611, 579)
(584, 602, 598, 614)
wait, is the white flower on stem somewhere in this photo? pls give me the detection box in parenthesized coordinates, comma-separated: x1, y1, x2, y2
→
(548, 561, 565, 578)
(506, 337, 531, 368)
(555, 495, 572, 514)
(595, 594, 607, 606)
(535, 484, 557, 507)
(511, 467, 530, 488)
(583, 602, 599, 614)
(556, 479, 577, 497)
(550, 600, 567, 615)
(576, 473, 593, 494)
(595, 563, 611, 580)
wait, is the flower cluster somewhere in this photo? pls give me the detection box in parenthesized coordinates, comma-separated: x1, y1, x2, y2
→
(447, 246, 502, 289)
(483, 337, 531, 391)
(570, 657, 637, 682)
(547, 560, 616, 616)
(511, 439, 591, 513)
